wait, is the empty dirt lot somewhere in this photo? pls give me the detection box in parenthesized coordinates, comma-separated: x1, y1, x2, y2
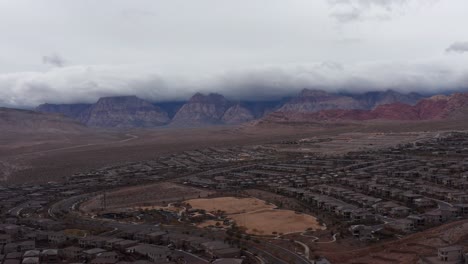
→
(187, 197, 325, 235)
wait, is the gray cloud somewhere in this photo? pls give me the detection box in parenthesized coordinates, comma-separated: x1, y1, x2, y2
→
(42, 53, 66, 67)
(330, 8, 363, 23)
(1, 59, 467, 108)
(0, 0, 466, 107)
(327, 0, 426, 22)
(446, 42, 468, 53)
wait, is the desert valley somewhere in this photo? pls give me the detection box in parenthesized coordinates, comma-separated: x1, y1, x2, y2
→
(2, 1, 468, 264)
(2, 88, 468, 264)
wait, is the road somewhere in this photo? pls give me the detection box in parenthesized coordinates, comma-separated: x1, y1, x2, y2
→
(8, 133, 139, 157)
(49, 193, 96, 219)
(294, 240, 310, 260)
(8, 201, 29, 216)
(264, 241, 311, 264)
(429, 198, 453, 210)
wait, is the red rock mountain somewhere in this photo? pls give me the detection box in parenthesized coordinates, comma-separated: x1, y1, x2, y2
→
(278, 89, 364, 113)
(170, 93, 232, 126)
(33, 89, 430, 128)
(278, 89, 423, 114)
(263, 93, 468, 123)
(222, 104, 256, 125)
(38, 96, 170, 128)
(351, 90, 423, 108)
(83, 96, 170, 128)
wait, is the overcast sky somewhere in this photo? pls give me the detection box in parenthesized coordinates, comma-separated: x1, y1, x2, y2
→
(0, 0, 467, 107)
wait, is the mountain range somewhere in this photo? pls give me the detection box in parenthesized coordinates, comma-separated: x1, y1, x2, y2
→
(29, 89, 468, 128)
(36, 93, 282, 128)
(263, 93, 468, 124)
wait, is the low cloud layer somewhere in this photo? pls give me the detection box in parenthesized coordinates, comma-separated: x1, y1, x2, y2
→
(0, 1, 467, 107)
(446, 42, 468, 53)
(1, 58, 467, 108)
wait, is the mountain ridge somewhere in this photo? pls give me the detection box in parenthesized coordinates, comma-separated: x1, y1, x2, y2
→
(261, 92, 468, 123)
(34, 89, 434, 128)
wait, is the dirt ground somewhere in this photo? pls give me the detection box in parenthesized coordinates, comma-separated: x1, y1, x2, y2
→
(187, 196, 325, 235)
(2, 120, 452, 183)
(0, 125, 329, 183)
(231, 209, 325, 235)
(185, 197, 276, 214)
(80, 182, 213, 212)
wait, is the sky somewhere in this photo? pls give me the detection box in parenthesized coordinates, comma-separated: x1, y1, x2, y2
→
(0, 0, 467, 107)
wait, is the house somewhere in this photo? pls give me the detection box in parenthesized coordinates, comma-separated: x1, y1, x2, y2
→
(83, 248, 107, 260)
(349, 225, 380, 241)
(61, 246, 82, 260)
(424, 210, 450, 225)
(105, 238, 124, 249)
(79, 237, 108, 248)
(112, 240, 138, 251)
(438, 245, 463, 262)
(26, 232, 48, 242)
(23, 250, 40, 258)
(18, 241, 35, 252)
(22, 257, 39, 264)
(134, 231, 151, 242)
(414, 198, 435, 208)
(387, 219, 414, 233)
(201, 241, 240, 258)
(390, 206, 411, 218)
(407, 215, 425, 227)
(47, 232, 67, 245)
(96, 251, 119, 261)
(41, 249, 60, 263)
(182, 236, 211, 252)
(126, 244, 172, 263)
(91, 252, 120, 264)
(454, 204, 468, 216)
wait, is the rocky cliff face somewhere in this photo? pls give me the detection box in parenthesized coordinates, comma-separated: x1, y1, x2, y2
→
(84, 96, 170, 128)
(221, 104, 255, 124)
(37, 96, 170, 128)
(32, 89, 435, 128)
(261, 92, 468, 123)
(278, 89, 424, 114)
(278, 89, 364, 113)
(350, 90, 423, 109)
(170, 93, 232, 126)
